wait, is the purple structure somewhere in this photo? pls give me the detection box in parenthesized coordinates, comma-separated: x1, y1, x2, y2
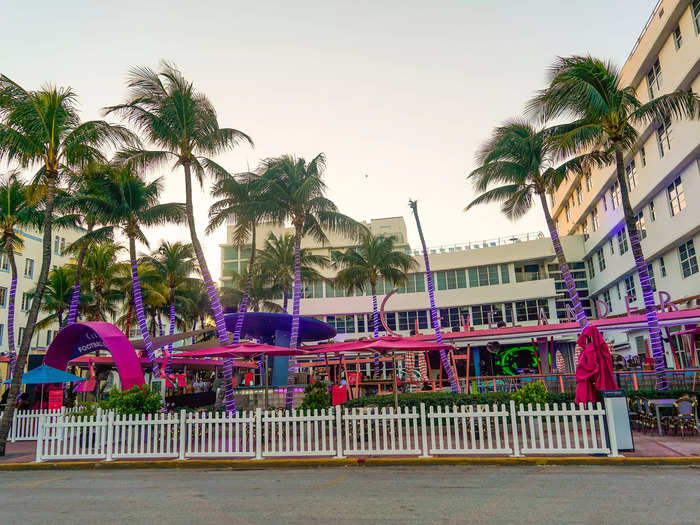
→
(42, 322, 146, 390)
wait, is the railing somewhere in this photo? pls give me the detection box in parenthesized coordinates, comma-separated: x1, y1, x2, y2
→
(0, 408, 75, 442)
(34, 401, 619, 462)
(417, 231, 546, 255)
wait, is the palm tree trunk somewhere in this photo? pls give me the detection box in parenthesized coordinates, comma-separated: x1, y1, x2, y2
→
(182, 161, 235, 411)
(67, 222, 93, 325)
(129, 234, 158, 376)
(614, 146, 667, 389)
(232, 223, 256, 344)
(282, 287, 289, 313)
(157, 310, 164, 337)
(285, 228, 303, 409)
(538, 192, 588, 327)
(6, 245, 17, 377)
(0, 172, 58, 456)
(409, 201, 459, 393)
(57, 310, 64, 328)
(371, 282, 381, 378)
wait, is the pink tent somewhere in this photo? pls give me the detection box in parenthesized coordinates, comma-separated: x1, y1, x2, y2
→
(575, 325, 618, 404)
(174, 341, 309, 359)
(305, 336, 453, 354)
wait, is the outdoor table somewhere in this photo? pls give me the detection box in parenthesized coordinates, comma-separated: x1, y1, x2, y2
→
(649, 399, 676, 436)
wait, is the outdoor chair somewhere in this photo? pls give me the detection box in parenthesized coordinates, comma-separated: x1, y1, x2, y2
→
(637, 399, 656, 432)
(662, 396, 698, 437)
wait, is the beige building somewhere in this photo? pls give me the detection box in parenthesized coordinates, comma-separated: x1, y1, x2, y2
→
(548, 0, 700, 362)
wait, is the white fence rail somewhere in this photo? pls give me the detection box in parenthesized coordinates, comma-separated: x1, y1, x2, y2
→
(33, 401, 619, 462)
(0, 408, 76, 442)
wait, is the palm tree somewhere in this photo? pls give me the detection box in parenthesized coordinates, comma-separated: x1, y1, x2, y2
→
(257, 232, 329, 313)
(80, 243, 125, 323)
(0, 173, 43, 375)
(261, 154, 364, 351)
(466, 119, 608, 327)
(105, 62, 252, 352)
(333, 232, 417, 377)
(36, 266, 74, 330)
(408, 199, 459, 393)
(64, 162, 114, 325)
(148, 241, 196, 371)
(208, 173, 271, 345)
(0, 76, 137, 455)
(528, 55, 700, 389)
(79, 166, 185, 375)
(221, 268, 284, 314)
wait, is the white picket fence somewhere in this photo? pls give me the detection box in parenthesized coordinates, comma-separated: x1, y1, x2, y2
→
(34, 401, 620, 462)
(0, 408, 78, 442)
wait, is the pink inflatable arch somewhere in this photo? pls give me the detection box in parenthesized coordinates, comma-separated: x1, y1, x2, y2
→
(43, 322, 146, 390)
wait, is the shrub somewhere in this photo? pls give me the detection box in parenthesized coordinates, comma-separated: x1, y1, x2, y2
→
(511, 381, 548, 407)
(99, 385, 163, 415)
(299, 382, 331, 411)
(68, 403, 99, 420)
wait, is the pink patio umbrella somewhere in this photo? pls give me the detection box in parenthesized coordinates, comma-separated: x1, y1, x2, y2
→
(574, 325, 618, 404)
(306, 336, 455, 408)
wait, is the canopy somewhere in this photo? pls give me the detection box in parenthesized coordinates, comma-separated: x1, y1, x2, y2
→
(174, 341, 309, 359)
(3, 365, 86, 385)
(306, 336, 453, 354)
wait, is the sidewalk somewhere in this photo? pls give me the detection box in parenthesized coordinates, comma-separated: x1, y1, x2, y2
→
(1, 431, 698, 467)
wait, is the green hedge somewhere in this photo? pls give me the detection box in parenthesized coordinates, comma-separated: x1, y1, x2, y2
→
(342, 388, 697, 409)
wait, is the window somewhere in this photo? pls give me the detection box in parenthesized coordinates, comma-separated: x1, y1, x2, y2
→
(472, 304, 503, 326)
(24, 258, 34, 278)
(357, 314, 366, 333)
(565, 202, 571, 221)
(615, 283, 621, 301)
(301, 281, 323, 299)
(678, 239, 699, 278)
(0, 286, 6, 307)
(673, 25, 682, 50)
(647, 58, 662, 99)
(0, 324, 3, 345)
(468, 265, 500, 287)
(610, 182, 620, 209)
(54, 235, 60, 255)
(660, 256, 667, 277)
(46, 330, 55, 346)
(625, 159, 637, 190)
(436, 269, 467, 290)
(648, 200, 656, 221)
(514, 264, 540, 282)
(0, 253, 8, 271)
(60, 237, 66, 254)
(586, 258, 595, 279)
(326, 315, 355, 334)
(657, 115, 671, 157)
(514, 299, 549, 322)
(635, 211, 647, 240)
(500, 264, 510, 284)
(575, 184, 583, 205)
(667, 177, 686, 216)
(439, 307, 463, 330)
(609, 238, 615, 255)
(624, 275, 636, 302)
(601, 290, 612, 312)
(617, 228, 629, 255)
(21, 292, 31, 311)
(597, 249, 606, 272)
(601, 194, 607, 211)
(694, 0, 700, 34)
(640, 146, 646, 167)
(584, 172, 592, 192)
(581, 217, 589, 236)
(591, 208, 599, 232)
(647, 264, 656, 292)
(398, 273, 425, 294)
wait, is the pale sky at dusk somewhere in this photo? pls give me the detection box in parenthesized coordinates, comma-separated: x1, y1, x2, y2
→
(2, 0, 658, 280)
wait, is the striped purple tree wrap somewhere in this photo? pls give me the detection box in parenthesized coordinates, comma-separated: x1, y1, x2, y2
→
(157, 311, 164, 337)
(66, 282, 81, 325)
(165, 302, 176, 374)
(628, 229, 668, 390)
(232, 295, 248, 344)
(371, 292, 381, 378)
(422, 250, 460, 393)
(130, 259, 158, 377)
(547, 222, 588, 328)
(194, 247, 236, 413)
(285, 242, 303, 409)
(7, 274, 17, 378)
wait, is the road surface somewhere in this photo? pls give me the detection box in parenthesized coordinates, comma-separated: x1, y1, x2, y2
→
(1, 465, 698, 524)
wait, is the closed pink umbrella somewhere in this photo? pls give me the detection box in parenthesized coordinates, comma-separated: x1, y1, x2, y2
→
(575, 325, 618, 404)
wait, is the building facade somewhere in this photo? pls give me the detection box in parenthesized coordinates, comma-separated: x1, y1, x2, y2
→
(0, 226, 82, 355)
(549, 0, 700, 363)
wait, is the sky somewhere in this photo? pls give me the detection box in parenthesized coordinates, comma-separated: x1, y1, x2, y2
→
(1, 0, 659, 280)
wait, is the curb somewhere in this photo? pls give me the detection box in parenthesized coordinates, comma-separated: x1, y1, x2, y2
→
(1, 456, 699, 471)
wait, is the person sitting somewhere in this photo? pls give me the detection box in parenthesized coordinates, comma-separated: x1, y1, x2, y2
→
(17, 392, 31, 411)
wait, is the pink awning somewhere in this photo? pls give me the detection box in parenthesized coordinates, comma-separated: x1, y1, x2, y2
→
(174, 341, 309, 359)
(68, 355, 257, 369)
(305, 336, 453, 354)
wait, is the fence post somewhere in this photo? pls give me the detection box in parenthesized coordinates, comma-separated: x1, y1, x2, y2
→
(419, 403, 430, 458)
(335, 407, 344, 458)
(178, 410, 187, 461)
(105, 411, 114, 462)
(509, 400, 523, 457)
(602, 398, 621, 457)
(10, 411, 17, 442)
(255, 408, 263, 460)
(34, 415, 44, 462)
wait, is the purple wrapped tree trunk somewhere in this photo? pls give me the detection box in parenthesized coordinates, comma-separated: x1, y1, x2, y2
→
(129, 239, 158, 377)
(371, 289, 381, 378)
(165, 302, 176, 374)
(7, 273, 17, 378)
(66, 283, 81, 326)
(285, 239, 303, 409)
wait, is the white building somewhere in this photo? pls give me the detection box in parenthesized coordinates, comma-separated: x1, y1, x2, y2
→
(0, 226, 82, 354)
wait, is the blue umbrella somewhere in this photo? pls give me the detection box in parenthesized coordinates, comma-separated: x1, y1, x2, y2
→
(3, 364, 86, 385)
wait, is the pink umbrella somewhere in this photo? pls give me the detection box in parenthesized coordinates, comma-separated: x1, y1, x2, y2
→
(575, 325, 618, 404)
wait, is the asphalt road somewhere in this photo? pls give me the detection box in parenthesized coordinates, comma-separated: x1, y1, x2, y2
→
(1, 465, 698, 524)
